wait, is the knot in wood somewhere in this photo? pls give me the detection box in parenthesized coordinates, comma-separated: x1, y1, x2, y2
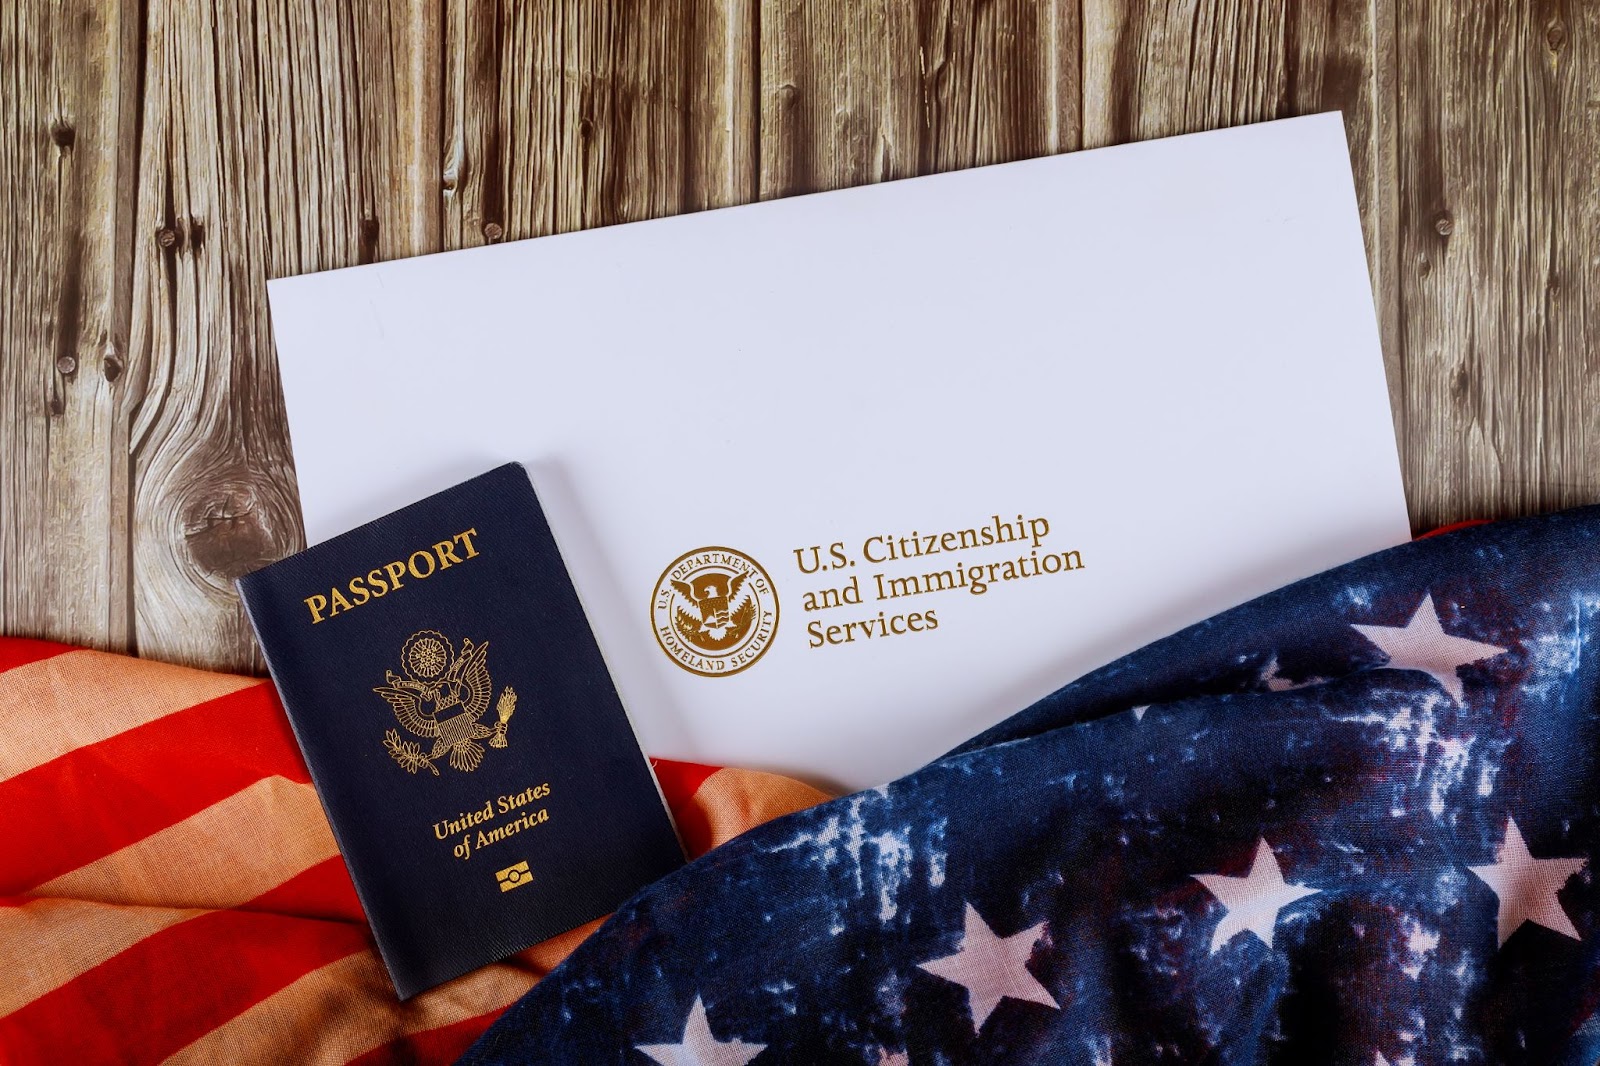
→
(1434, 213, 1454, 236)
(1547, 20, 1567, 53)
(156, 226, 179, 250)
(182, 486, 282, 581)
(49, 121, 75, 150)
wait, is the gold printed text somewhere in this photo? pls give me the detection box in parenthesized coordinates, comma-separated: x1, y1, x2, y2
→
(304, 528, 481, 624)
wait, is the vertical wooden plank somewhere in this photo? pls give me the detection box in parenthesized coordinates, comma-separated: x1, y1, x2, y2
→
(1369, 0, 1404, 469)
(1543, 1, 1600, 522)
(707, 0, 761, 209)
(759, 0, 1081, 200)
(125, 0, 438, 671)
(126, 0, 295, 673)
(350, 0, 444, 262)
(440, 0, 499, 249)
(0, 1, 137, 651)
(440, 0, 755, 252)
(762, 0, 896, 197)
(1395, 0, 1600, 531)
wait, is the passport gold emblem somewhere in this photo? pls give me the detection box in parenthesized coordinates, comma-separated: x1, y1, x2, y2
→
(651, 548, 778, 677)
(374, 630, 519, 775)
(495, 860, 532, 891)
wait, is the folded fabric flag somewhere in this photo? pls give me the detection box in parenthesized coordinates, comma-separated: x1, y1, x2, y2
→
(464, 509, 1600, 1065)
(0, 639, 827, 1065)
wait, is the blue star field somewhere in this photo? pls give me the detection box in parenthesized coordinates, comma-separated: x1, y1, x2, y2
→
(464, 509, 1600, 1065)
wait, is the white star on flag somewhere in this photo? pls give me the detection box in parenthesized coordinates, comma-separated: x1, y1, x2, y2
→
(1351, 593, 1507, 702)
(916, 903, 1060, 1032)
(876, 1050, 909, 1066)
(1374, 1054, 1391, 1066)
(1193, 838, 1321, 954)
(1467, 816, 1586, 946)
(634, 996, 765, 1066)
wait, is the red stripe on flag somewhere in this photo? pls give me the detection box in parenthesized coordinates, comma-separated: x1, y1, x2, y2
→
(238, 854, 365, 925)
(650, 758, 720, 808)
(1419, 519, 1491, 539)
(347, 1008, 511, 1066)
(0, 684, 310, 894)
(0, 865, 372, 1066)
(0, 636, 76, 674)
(651, 759, 722, 857)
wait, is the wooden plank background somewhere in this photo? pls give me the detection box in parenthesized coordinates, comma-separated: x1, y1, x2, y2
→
(2, 0, 1597, 674)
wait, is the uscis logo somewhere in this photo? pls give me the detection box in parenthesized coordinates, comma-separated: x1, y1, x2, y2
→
(651, 546, 778, 677)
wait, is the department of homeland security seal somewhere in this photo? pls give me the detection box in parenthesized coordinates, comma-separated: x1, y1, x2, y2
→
(651, 547, 779, 676)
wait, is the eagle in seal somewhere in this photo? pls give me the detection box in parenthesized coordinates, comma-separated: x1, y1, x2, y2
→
(374, 630, 496, 772)
(671, 570, 756, 652)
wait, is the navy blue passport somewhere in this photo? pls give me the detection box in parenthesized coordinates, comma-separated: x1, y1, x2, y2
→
(238, 463, 683, 998)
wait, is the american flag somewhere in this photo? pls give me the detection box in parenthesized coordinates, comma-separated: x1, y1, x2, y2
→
(0, 637, 825, 1064)
(461, 511, 1600, 1065)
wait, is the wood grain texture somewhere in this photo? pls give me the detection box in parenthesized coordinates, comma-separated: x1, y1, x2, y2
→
(1395, 0, 1600, 531)
(2, 1, 1598, 671)
(0, 1, 136, 652)
(3, 0, 751, 671)
(128, 1, 357, 670)
(760, 0, 1080, 198)
(442, 0, 754, 250)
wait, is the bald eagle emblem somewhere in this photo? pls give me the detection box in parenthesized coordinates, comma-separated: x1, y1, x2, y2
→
(671, 570, 758, 652)
(374, 630, 519, 775)
(652, 547, 779, 677)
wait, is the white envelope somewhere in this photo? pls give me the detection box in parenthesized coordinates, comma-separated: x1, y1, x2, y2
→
(268, 112, 1409, 792)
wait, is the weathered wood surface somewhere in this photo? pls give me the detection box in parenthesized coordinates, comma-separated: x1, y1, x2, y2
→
(2, 0, 1597, 673)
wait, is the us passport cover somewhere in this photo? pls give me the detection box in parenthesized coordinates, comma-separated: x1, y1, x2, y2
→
(238, 463, 684, 998)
